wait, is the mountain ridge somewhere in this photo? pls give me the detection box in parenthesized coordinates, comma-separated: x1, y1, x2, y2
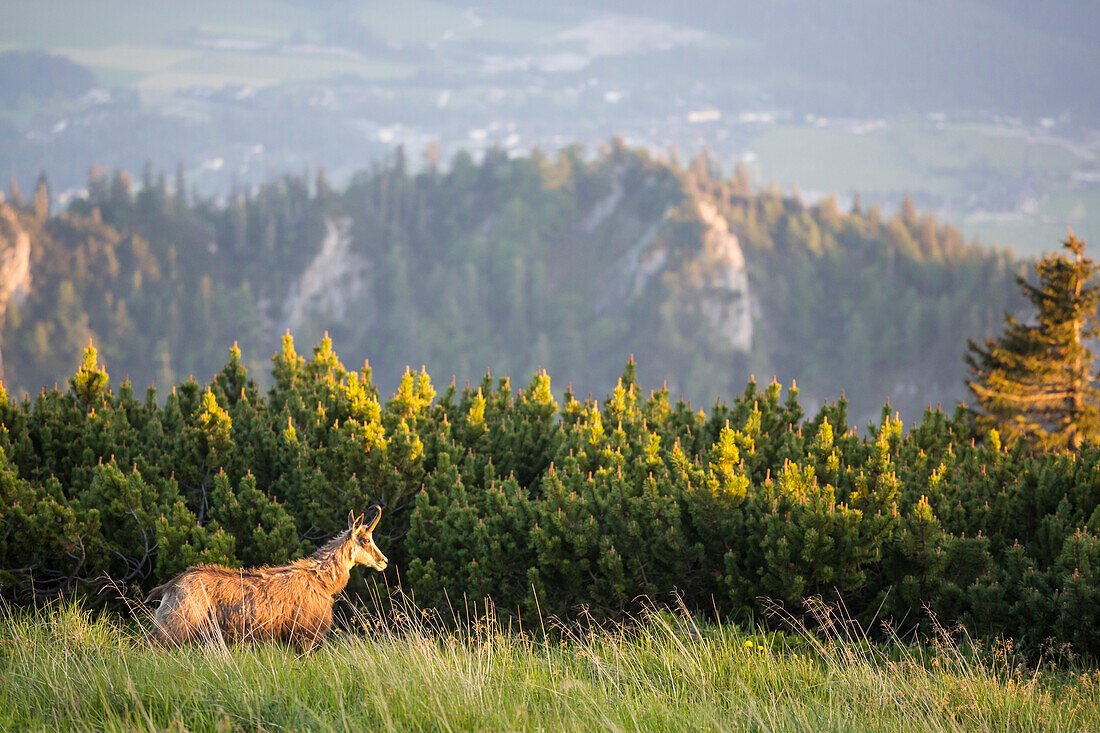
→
(0, 145, 1022, 421)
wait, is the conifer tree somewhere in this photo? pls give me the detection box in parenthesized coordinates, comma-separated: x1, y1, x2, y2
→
(69, 340, 109, 409)
(32, 172, 48, 221)
(8, 176, 23, 207)
(966, 233, 1100, 451)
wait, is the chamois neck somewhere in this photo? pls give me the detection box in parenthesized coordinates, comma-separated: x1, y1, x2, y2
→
(321, 559, 352, 595)
(306, 530, 356, 595)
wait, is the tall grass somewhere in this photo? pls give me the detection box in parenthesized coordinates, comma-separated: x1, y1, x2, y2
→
(2, 596, 1099, 732)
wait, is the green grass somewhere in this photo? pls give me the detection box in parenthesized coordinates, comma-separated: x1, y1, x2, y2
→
(3, 600, 1100, 732)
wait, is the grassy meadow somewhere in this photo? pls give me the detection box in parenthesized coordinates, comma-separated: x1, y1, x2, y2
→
(4, 600, 1100, 732)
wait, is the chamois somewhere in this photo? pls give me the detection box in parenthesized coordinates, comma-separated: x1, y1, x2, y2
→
(146, 506, 387, 650)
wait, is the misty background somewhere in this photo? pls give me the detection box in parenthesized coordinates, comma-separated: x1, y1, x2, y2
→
(0, 0, 1097, 419)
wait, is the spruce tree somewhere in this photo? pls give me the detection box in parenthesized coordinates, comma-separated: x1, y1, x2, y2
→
(32, 172, 49, 221)
(966, 233, 1100, 451)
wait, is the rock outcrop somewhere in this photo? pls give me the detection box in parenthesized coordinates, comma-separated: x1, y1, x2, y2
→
(0, 203, 32, 380)
(281, 217, 369, 333)
(594, 191, 753, 353)
(693, 200, 752, 352)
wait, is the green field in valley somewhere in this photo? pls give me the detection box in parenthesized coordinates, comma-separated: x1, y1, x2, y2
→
(0, 0, 416, 92)
(747, 120, 1098, 257)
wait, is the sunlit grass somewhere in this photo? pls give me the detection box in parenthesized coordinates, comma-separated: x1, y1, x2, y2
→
(2, 598, 1099, 731)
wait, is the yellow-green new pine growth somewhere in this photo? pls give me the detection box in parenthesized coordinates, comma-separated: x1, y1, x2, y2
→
(339, 371, 381, 424)
(464, 387, 488, 442)
(308, 331, 344, 384)
(815, 416, 834, 454)
(200, 388, 232, 461)
(607, 417, 629, 456)
(708, 423, 748, 502)
(870, 413, 903, 475)
(928, 460, 947, 491)
(763, 378, 783, 409)
(467, 387, 486, 426)
(814, 417, 841, 483)
(392, 366, 435, 417)
(585, 406, 604, 446)
(605, 377, 635, 421)
(528, 369, 556, 410)
(282, 414, 297, 445)
(561, 389, 585, 425)
(879, 409, 904, 451)
(741, 403, 761, 455)
(339, 414, 385, 449)
(70, 340, 109, 408)
(777, 459, 821, 505)
(913, 494, 935, 523)
(643, 431, 661, 466)
(669, 438, 690, 474)
(987, 428, 1002, 454)
(272, 330, 305, 390)
(850, 425, 901, 519)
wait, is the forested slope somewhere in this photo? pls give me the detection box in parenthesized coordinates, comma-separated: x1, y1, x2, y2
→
(0, 144, 1022, 420)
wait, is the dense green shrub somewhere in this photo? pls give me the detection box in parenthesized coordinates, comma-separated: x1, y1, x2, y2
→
(4, 339, 1100, 658)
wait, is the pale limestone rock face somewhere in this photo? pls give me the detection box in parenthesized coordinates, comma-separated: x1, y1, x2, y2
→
(694, 200, 752, 352)
(0, 204, 32, 379)
(580, 179, 623, 234)
(282, 217, 370, 333)
(595, 220, 661, 314)
(588, 178, 753, 354)
(0, 205, 31, 319)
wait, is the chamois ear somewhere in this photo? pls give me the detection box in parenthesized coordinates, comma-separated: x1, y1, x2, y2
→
(348, 510, 358, 530)
(366, 504, 382, 533)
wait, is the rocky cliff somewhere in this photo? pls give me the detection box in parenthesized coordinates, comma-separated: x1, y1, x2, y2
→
(281, 217, 369, 334)
(0, 200, 31, 380)
(692, 200, 753, 352)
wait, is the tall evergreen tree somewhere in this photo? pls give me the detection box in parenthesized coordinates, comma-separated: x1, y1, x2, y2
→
(32, 172, 48, 222)
(966, 233, 1100, 451)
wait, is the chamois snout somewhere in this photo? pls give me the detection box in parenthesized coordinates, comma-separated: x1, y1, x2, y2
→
(368, 552, 388, 572)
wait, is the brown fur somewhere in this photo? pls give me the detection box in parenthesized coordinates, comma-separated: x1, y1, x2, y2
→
(146, 507, 387, 651)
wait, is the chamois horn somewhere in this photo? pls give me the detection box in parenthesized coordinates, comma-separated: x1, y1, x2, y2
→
(366, 504, 382, 533)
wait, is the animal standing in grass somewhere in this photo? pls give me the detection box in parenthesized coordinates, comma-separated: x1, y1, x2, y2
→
(146, 506, 388, 650)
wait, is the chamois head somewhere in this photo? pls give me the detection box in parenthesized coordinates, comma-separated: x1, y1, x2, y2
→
(347, 505, 388, 572)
